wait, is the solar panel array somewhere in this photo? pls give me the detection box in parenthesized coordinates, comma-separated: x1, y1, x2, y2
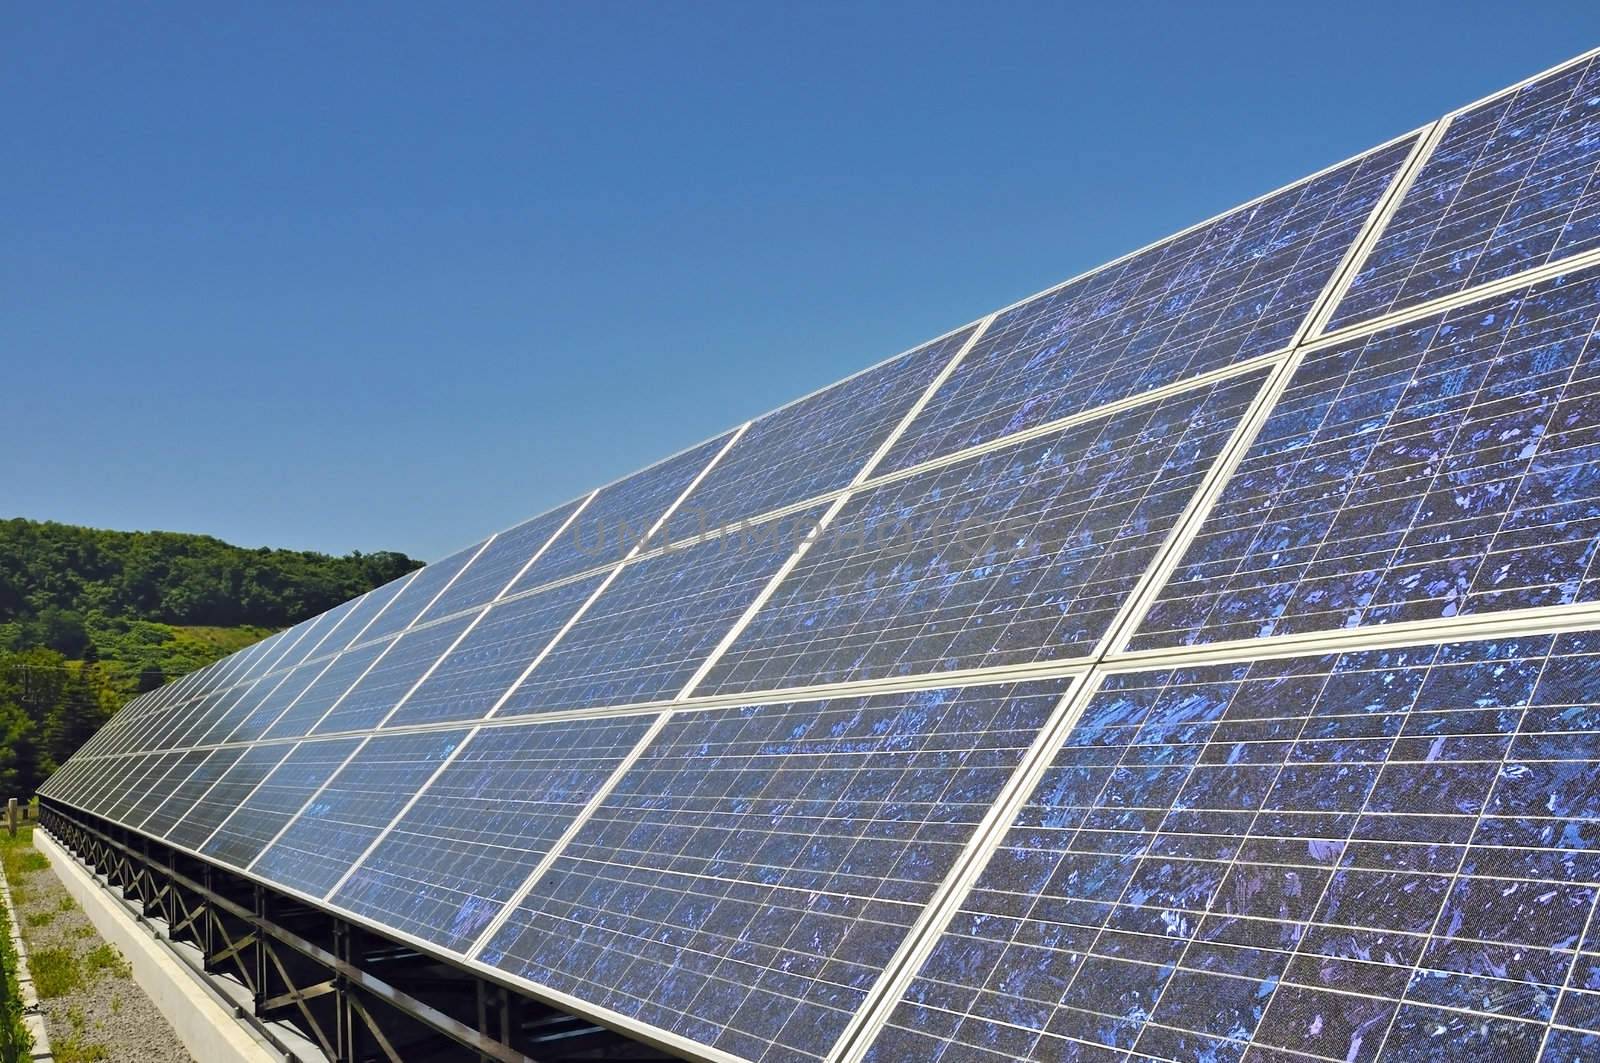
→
(39, 48, 1600, 1063)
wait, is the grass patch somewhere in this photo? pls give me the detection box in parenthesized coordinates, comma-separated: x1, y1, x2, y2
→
(28, 946, 81, 998)
(53, 1036, 110, 1063)
(23, 911, 52, 928)
(58, 895, 76, 912)
(0, 880, 34, 1061)
(83, 945, 129, 980)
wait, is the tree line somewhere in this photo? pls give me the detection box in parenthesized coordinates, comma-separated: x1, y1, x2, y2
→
(0, 647, 120, 798)
(0, 517, 423, 795)
(0, 517, 420, 656)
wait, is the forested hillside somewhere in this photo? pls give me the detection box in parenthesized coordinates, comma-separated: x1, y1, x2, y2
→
(0, 517, 422, 796)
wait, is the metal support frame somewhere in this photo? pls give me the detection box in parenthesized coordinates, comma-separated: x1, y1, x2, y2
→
(38, 801, 675, 1063)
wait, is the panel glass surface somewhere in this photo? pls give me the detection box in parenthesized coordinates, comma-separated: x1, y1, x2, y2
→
(868, 634, 1600, 1062)
(879, 138, 1414, 474)
(496, 507, 826, 717)
(504, 432, 733, 595)
(355, 546, 481, 645)
(202, 738, 363, 869)
(701, 370, 1266, 694)
(412, 497, 585, 625)
(1135, 264, 1600, 648)
(164, 744, 293, 852)
(220, 660, 347, 746)
(482, 680, 1071, 1063)
(317, 573, 418, 655)
(333, 714, 656, 951)
(677, 327, 974, 525)
(251, 728, 468, 899)
(308, 612, 478, 735)
(258, 638, 392, 741)
(381, 575, 605, 729)
(140, 747, 245, 836)
(124, 748, 212, 830)
(1332, 55, 1600, 329)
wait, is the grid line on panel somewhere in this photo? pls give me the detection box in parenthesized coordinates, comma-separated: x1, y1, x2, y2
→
(243, 424, 749, 913)
(852, 641, 1600, 1061)
(698, 366, 1271, 697)
(475, 681, 1072, 1063)
(876, 135, 1422, 476)
(1329, 53, 1600, 331)
(463, 711, 675, 959)
(1131, 264, 1600, 650)
(676, 314, 999, 703)
(1102, 122, 1450, 662)
(827, 675, 1104, 1063)
(321, 726, 485, 901)
(480, 423, 751, 721)
(240, 737, 373, 875)
(832, 112, 1449, 1063)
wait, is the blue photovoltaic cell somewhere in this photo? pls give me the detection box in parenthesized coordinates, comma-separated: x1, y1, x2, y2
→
(270, 597, 360, 673)
(355, 546, 481, 645)
(1331, 55, 1600, 330)
(412, 497, 586, 625)
(122, 750, 211, 828)
(481, 680, 1071, 1063)
(252, 728, 468, 898)
(332, 714, 655, 951)
(102, 751, 184, 822)
(317, 574, 418, 656)
(164, 744, 292, 852)
(62, 755, 132, 815)
(381, 575, 606, 729)
(504, 433, 734, 596)
(189, 678, 273, 748)
(220, 660, 346, 745)
(700, 371, 1267, 695)
(254, 640, 392, 741)
(308, 612, 478, 735)
(202, 738, 363, 869)
(140, 747, 245, 836)
(1135, 265, 1600, 649)
(496, 507, 826, 717)
(165, 678, 267, 750)
(866, 634, 1600, 1063)
(676, 328, 974, 526)
(878, 138, 1414, 474)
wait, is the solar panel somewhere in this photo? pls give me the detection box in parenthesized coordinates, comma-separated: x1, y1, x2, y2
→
(202, 737, 363, 868)
(495, 506, 828, 717)
(1133, 263, 1600, 649)
(255, 639, 392, 740)
(40, 47, 1600, 1063)
(355, 542, 484, 644)
(139, 747, 245, 836)
(480, 680, 1073, 1063)
(411, 496, 586, 624)
(332, 714, 657, 950)
(307, 611, 478, 734)
(1331, 54, 1600, 330)
(164, 743, 292, 852)
(862, 633, 1600, 1062)
(677, 326, 976, 525)
(877, 136, 1417, 475)
(504, 431, 737, 594)
(250, 729, 468, 898)
(380, 574, 606, 729)
(700, 369, 1268, 694)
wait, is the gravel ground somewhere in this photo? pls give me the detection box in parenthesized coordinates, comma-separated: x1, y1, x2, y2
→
(6, 828, 193, 1063)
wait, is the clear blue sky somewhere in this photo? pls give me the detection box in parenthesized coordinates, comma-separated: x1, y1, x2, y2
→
(7, 3, 1599, 562)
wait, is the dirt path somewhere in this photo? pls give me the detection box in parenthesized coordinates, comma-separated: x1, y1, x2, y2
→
(2, 826, 193, 1063)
